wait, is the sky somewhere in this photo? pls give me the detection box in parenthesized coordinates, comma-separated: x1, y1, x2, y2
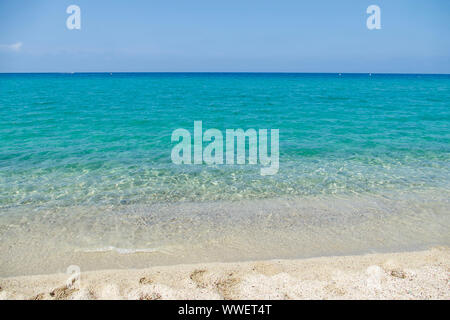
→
(0, 0, 449, 73)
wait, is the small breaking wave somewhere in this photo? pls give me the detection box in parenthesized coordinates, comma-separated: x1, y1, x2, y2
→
(77, 246, 160, 254)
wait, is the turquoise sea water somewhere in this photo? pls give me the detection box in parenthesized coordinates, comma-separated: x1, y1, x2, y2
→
(0, 73, 449, 276)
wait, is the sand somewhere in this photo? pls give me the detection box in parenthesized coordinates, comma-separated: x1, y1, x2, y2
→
(0, 247, 448, 300)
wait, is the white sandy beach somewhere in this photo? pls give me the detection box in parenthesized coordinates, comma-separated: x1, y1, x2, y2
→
(1, 247, 448, 300)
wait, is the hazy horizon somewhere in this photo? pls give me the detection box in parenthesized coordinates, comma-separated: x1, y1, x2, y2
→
(1, 72, 450, 75)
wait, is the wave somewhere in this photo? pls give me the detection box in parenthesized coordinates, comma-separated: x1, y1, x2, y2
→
(76, 246, 160, 254)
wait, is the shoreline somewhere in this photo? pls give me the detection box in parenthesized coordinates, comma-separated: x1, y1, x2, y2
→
(2, 192, 449, 277)
(1, 247, 448, 300)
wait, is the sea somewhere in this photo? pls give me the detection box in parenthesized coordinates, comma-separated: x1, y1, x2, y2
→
(0, 73, 449, 276)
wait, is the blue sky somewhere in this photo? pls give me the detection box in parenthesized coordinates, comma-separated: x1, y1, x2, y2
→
(0, 0, 449, 73)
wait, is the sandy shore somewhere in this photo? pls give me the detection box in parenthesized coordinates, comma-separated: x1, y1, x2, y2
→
(0, 247, 448, 300)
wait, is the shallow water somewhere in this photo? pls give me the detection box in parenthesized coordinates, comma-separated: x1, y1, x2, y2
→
(0, 73, 449, 276)
(1, 191, 449, 276)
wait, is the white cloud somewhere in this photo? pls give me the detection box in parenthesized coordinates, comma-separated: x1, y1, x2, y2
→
(0, 42, 23, 52)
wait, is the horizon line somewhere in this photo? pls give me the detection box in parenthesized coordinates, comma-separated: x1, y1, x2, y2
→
(0, 71, 449, 75)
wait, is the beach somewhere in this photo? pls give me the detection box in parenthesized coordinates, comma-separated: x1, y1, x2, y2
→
(1, 0, 449, 304)
(1, 247, 448, 300)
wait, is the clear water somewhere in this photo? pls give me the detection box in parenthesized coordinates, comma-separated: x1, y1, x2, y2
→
(0, 73, 449, 276)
